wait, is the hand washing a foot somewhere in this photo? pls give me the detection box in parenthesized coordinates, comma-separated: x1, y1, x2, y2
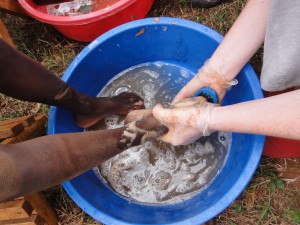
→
(87, 62, 230, 204)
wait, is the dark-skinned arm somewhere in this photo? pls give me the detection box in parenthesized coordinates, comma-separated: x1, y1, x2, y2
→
(0, 128, 128, 201)
(0, 113, 163, 202)
(0, 39, 144, 128)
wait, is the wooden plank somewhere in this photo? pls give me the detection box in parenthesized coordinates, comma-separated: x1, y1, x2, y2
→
(0, 122, 24, 139)
(0, 115, 35, 127)
(0, 199, 32, 220)
(0, 114, 57, 224)
(0, 213, 43, 225)
(25, 192, 58, 225)
(0, 0, 29, 17)
(273, 157, 300, 189)
(0, 19, 15, 47)
(1, 114, 47, 144)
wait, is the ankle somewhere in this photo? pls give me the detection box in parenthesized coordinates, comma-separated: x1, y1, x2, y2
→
(53, 84, 94, 115)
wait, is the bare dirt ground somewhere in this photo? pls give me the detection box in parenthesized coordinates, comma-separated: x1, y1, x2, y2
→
(0, 0, 299, 224)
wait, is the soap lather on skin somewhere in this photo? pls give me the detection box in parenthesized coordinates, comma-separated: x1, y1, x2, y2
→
(118, 117, 167, 150)
(122, 96, 211, 148)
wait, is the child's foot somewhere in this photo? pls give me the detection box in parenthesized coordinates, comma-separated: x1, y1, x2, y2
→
(75, 92, 144, 128)
(119, 110, 168, 149)
(126, 109, 167, 137)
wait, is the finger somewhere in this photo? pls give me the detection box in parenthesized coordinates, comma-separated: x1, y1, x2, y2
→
(152, 104, 172, 125)
(158, 131, 184, 146)
(172, 76, 203, 104)
(157, 132, 173, 145)
(125, 109, 152, 124)
(135, 113, 160, 131)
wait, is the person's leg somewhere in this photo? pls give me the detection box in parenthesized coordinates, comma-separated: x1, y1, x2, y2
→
(0, 39, 144, 128)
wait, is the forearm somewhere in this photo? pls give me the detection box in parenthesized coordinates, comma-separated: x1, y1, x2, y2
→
(0, 39, 94, 115)
(0, 39, 64, 102)
(0, 128, 126, 201)
(208, 0, 271, 81)
(172, 0, 272, 103)
(209, 90, 300, 139)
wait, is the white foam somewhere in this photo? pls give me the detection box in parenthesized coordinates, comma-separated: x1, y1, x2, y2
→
(180, 68, 191, 79)
(143, 69, 160, 79)
(114, 86, 130, 95)
(142, 83, 156, 99)
(153, 61, 164, 68)
(105, 115, 122, 129)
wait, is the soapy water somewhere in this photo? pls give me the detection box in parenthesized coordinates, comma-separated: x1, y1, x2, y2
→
(47, 0, 119, 16)
(91, 61, 231, 204)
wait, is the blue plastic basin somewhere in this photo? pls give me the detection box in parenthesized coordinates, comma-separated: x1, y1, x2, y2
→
(48, 17, 265, 225)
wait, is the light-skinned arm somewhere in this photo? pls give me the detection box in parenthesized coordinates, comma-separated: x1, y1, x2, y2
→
(152, 90, 300, 146)
(209, 89, 300, 139)
(173, 0, 272, 103)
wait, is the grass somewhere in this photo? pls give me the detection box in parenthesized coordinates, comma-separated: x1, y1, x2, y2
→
(218, 158, 299, 224)
(0, 0, 299, 224)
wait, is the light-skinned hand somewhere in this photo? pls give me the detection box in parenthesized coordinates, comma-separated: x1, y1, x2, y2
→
(172, 60, 237, 104)
(152, 96, 217, 146)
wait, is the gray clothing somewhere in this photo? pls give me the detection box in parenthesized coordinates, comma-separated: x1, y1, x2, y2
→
(261, 0, 300, 91)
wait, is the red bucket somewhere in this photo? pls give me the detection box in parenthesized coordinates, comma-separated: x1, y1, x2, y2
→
(263, 88, 300, 158)
(18, 0, 154, 42)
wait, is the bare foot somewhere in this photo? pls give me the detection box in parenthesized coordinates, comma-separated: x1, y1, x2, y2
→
(75, 92, 144, 128)
(119, 111, 168, 149)
(126, 109, 167, 136)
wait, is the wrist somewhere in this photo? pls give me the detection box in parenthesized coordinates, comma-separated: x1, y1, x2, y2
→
(196, 100, 216, 136)
(207, 55, 245, 89)
(207, 105, 221, 132)
(201, 60, 238, 102)
(208, 105, 236, 133)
